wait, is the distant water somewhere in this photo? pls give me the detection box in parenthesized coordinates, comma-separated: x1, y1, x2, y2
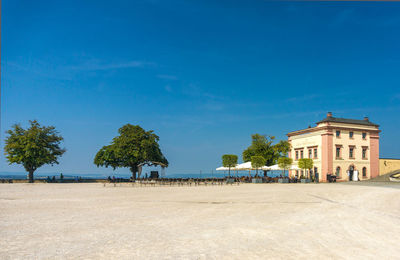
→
(0, 171, 284, 180)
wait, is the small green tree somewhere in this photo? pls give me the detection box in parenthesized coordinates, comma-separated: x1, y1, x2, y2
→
(251, 156, 266, 177)
(277, 157, 293, 178)
(94, 124, 168, 179)
(4, 120, 66, 183)
(222, 154, 238, 177)
(298, 158, 314, 179)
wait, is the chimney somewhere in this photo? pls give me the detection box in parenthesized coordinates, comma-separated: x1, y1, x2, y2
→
(364, 116, 369, 121)
(327, 112, 333, 118)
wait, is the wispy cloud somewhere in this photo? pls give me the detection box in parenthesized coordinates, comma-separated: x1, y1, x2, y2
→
(183, 83, 219, 100)
(5, 58, 156, 81)
(156, 110, 327, 134)
(201, 101, 224, 111)
(69, 59, 156, 71)
(5, 60, 74, 81)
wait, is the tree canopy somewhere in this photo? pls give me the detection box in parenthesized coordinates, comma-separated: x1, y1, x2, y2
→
(222, 154, 238, 177)
(4, 120, 66, 183)
(277, 157, 293, 177)
(94, 124, 168, 179)
(273, 140, 291, 158)
(242, 134, 290, 166)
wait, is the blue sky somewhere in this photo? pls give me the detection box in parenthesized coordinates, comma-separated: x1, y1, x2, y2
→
(2, 0, 400, 175)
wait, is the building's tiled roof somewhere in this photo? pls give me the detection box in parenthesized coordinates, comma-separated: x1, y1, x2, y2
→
(316, 117, 379, 127)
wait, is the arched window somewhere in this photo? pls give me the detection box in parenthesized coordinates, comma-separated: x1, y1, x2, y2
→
(336, 167, 341, 177)
(362, 167, 367, 177)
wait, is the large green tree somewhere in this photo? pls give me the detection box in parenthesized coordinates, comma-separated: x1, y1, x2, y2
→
(243, 134, 275, 165)
(243, 134, 290, 176)
(94, 124, 168, 179)
(4, 120, 66, 183)
(222, 154, 238, 177)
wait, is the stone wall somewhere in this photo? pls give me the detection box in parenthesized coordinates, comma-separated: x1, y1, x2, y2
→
(379, 158, 400, 176)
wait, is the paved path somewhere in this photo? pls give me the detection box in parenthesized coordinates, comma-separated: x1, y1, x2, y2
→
(1, 183, 400, 259)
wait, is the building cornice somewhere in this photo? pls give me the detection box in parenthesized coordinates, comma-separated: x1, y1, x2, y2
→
(287, 125, 380, 137)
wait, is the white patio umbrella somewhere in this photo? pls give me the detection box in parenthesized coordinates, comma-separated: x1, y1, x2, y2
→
(216, 166, 230, 171)
(265, 164, 281, 171)
(235, 162, 253, 170)
(216, 165, 240, 177)
(263, 164, 301, 171)
(290, 164, 301, 170)
(233, 162, 255, 177)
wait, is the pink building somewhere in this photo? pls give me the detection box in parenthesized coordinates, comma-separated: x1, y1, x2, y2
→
(287, 112, 380, 182)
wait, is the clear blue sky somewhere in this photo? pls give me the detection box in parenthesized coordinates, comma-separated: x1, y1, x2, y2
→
(2, 0, 400, 175)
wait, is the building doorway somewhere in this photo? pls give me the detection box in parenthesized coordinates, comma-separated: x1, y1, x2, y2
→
(348, 165, 355, 181)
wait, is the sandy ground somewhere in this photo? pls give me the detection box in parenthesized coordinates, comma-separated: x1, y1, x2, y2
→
(1, 183, 400, 260)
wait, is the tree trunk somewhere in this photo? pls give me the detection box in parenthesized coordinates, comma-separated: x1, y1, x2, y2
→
(228, 167, 231, 177)
(130, 165, 138, 180)
(28, 170, 34, 183)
